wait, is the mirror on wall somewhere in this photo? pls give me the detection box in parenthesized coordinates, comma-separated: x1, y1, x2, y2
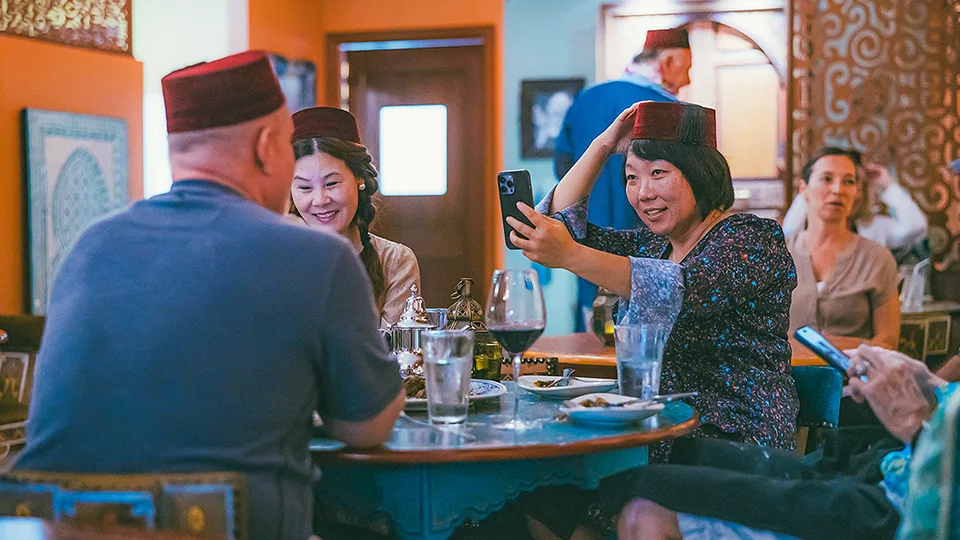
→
(599, 0, 788, 219)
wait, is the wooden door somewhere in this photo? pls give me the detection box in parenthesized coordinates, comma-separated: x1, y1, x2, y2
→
(347, 45, 487, 308)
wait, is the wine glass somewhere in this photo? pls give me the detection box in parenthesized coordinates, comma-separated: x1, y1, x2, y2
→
(486, 269, 546, 430)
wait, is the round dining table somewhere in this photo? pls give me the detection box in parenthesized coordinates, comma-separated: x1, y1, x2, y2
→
(310, 382, 699, 540)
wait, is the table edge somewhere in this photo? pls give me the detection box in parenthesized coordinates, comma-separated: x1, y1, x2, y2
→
(312, 410, 700, 465)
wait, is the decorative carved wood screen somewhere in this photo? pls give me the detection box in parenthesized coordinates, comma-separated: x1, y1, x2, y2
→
(789, 0, 960, 269)
(0, 0, 131, 55)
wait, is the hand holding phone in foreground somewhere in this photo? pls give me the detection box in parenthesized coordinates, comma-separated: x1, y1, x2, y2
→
(845, 345, 945, 443)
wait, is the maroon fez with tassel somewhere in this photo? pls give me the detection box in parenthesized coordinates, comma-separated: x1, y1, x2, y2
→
(292, 107, 363, 144)
(632, 101, 717, 148)
(643, 27, 690, 51)
(162, 50, 285, 133)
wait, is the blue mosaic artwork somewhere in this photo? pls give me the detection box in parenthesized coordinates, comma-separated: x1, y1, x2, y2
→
(22, 109, 128, 314)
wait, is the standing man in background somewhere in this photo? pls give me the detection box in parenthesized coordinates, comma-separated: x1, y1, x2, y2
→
(554, 27, 693, 330)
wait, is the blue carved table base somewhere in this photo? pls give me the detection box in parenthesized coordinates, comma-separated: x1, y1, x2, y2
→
(316, 446, 647, 539)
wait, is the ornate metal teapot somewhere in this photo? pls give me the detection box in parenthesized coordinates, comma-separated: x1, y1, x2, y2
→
(386, 285, 435, 368)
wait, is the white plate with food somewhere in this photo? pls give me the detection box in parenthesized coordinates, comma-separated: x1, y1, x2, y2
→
(559, 393, 664, 427)
(403, 378, 507, 411)
(517, 375, 618, 399)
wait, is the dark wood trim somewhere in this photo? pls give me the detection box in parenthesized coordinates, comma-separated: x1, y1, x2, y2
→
(324, 26, 500, 297)
(312, 410, 699, 464)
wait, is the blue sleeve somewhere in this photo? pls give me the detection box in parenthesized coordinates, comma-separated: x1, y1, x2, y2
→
(535, 186, 656, 257)
(315, 248, 402, 422)
(554, 101, 575, 157)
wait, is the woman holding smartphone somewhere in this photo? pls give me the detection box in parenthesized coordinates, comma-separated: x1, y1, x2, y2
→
(510, 101, 799, 456)
(289, 107, 420, 328)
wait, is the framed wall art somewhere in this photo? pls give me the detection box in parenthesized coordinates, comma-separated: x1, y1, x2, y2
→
(520, 78, 584, 159)
(0, 0, 131, 55)
(269, 53, 318, 113)
(22, 109, 129, 314)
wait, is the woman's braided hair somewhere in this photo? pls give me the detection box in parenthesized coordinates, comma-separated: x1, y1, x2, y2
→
(290, 137, 386, 307)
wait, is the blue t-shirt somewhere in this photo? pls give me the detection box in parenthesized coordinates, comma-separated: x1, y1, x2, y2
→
(554, 75, 677, 329)
(16, 180, 402, 540)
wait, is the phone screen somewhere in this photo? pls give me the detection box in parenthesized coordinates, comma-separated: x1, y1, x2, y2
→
(794, 326, 851, 374)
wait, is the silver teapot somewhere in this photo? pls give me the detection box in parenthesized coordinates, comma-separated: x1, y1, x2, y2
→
(383, 285, 436, 368)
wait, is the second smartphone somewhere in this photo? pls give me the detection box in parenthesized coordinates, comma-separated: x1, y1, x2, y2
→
(497, 169, 535, 250)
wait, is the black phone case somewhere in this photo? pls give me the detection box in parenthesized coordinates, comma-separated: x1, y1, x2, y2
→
(793, 326, 851, 376)
(497, 170, 535, 250)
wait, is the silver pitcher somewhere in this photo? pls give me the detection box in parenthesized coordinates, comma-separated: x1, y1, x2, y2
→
(383, 285, 435, 368)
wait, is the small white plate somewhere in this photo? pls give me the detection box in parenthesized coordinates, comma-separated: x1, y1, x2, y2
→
(517, 375, 618, 399)
(559, 392, 664, 427)
(405, 379, 507, 411)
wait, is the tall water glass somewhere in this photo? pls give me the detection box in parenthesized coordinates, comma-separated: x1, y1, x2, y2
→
(422, 329, 475, 424)
(614, 324, 668, 399)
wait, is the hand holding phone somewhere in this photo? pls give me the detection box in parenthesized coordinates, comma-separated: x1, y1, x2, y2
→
(793, 326, 854, 377)
(497, 170, 535, 250)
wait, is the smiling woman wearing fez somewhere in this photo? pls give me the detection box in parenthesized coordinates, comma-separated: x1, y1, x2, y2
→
(289, 107, 420, 328)
(510, 101, 799, 457)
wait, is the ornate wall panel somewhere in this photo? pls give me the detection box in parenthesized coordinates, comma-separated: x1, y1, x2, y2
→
(790, 0, 960, 270)
(0, 0, 130, 55)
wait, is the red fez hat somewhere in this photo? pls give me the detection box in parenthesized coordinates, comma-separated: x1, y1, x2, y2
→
(291, 107, 362, 144)
(161, 50, 285, 133)
(632, 101, 717, 148)
(643, 27, 690, 51)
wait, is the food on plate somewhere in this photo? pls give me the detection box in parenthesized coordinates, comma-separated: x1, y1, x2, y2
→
(533, 379, 555, 388)
(577, 397, 614, 408)
(403, 373, 483, 400)
(403, 374, 427, 399)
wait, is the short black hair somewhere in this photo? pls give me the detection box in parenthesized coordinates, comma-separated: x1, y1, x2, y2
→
(624, 139, 735, 220)
(800, 147, 860, 184)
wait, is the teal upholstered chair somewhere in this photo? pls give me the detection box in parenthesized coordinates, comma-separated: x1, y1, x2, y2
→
(791, 366, 842, 454)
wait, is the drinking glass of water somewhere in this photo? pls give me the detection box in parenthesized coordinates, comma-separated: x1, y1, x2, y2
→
(614, 324, 668, 399)
(422, 329, 475, 424)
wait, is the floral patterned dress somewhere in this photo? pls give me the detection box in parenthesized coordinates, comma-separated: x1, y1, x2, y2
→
(539, 192, 800, 456)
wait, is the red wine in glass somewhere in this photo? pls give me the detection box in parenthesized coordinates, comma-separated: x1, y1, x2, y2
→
(489, 326, 544, 355)
(486, 269, 546, 430)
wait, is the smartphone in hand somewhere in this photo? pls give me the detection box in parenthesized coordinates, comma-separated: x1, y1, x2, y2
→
(497, 170, 535, 250)
(793, 326, 852, 377)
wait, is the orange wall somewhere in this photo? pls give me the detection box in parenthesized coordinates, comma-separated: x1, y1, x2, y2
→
(248, 0, 325, 103)
(0, 35, 143, 314)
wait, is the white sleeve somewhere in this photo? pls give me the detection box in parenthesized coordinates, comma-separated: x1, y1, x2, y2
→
(879, 183, 928, 249)
(781, 194, 807, 238)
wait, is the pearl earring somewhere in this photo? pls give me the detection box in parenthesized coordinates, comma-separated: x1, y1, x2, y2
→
(359, 184, 366, 191)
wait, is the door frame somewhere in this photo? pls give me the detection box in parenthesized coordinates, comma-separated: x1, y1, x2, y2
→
(325, 27, 500, 298)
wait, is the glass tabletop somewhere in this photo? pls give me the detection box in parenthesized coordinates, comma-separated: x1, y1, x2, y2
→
(311, 382, 698, 463)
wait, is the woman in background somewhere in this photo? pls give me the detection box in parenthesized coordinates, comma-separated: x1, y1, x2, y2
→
(290, 107, 420, 328)
(782, 155, 927, 252)
(787, 147, 900, 348)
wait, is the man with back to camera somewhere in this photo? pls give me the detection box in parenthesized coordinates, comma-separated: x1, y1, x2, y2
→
(554, 26, 692, 331)
(15, 50, 405, 540)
